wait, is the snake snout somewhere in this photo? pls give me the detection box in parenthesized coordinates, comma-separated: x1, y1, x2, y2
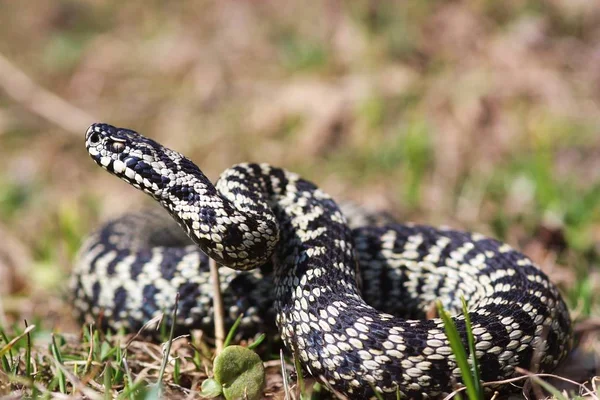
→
(86, 123, 116, 143)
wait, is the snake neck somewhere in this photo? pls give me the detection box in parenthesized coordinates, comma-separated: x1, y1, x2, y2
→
(158, 158, 279, 270)
(130, 155, 281, 270)
(157, 157, 364, 314)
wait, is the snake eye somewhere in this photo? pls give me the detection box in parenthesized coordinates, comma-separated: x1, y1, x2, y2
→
(110, 141, 126, 153)
(89, 132, 101, 144)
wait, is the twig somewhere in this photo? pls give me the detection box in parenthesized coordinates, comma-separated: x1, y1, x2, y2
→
(0, 52, 95, 134)
(42, 349, 103, 399)
(0, 325, 36, 357)
(280, 349, 291, 400)
(515, 367, 596, 398)
(157, 292, 180, 386)
(575, 317, 600, 333)
(84, 324, 94, 374)
(442, 370, 596, 400)
(209, 258, 225, 353)
(124, 313, 164, 350)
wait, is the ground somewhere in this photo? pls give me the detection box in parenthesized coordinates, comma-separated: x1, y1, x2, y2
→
(0, 1, 599, 398)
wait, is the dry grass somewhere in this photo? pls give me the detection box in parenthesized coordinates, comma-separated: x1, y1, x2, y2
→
(0, 1, 600, 398)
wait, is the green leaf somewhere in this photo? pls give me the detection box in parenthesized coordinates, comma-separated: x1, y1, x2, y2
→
(213, 345, 265, 400)
(200, 378, 223, 398)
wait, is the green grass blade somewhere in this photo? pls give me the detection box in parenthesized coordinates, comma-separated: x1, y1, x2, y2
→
(93, 329, 101, 361)
(310, 382, 323, 400)
(112, 341, 124, 385)
(461, 297, 483, 398)
(118, 356, 138, 400)
(0, 351, 10, 372)
(223, 314, 243, 348)
(0, 327, 14, 371)
(367, 382, 385, 400)
(247, 333, 266, 350)
(292, 348, 306, 399)
(436, 301, 481, 400)
(173, 357, 181, 385)
(10, 355, 19, 374)
(119, 379, 148, 400)
(25, 321, 32, 379)
(104, 362, 113, 400)
(50, 333, 67, 394)
(100, 341, 119, 361)
(0, 325, 36, 358)
(84, 325, 95, 375)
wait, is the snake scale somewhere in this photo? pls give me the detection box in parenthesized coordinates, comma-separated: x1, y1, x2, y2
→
(72, 123, 572, 399)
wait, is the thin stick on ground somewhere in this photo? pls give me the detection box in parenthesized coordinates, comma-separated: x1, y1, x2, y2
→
(209, 258, 225, 353)
(157, 293, 180, 388)
(0, 52, 95, 134)
(84, 325, 94, 375)
(279, 349, 290, 400)
(0, 325, 35, 357)
(441, 370, 598, 400)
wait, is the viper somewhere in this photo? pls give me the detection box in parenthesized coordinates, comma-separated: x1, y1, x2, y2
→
(72, 123, 571, 398)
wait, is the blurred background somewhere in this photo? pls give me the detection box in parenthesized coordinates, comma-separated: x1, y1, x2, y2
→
(0, 0, 599, 376)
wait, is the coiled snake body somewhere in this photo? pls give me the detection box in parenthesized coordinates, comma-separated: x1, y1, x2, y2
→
(73, 123, 572, 399)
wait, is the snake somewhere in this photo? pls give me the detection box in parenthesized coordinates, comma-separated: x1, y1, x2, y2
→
(72, 123, 572, 399)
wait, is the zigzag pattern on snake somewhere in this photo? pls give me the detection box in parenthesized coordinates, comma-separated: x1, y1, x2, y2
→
(72, 123, 572, 399)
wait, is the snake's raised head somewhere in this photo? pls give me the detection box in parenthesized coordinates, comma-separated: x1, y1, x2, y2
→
(86, 123, 142, 155)
(85, 123, 176, 194)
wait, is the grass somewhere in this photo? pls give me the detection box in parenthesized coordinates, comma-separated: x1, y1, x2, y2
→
(437, 299, 483, 400)
(0, 311, 206, 399)
(436, 299, 599, 400)
(0, 294, 273, 399)
(0, 171, 598, 398)
(0, 0, 600, 398)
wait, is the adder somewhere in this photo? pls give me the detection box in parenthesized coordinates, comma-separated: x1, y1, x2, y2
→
(72, 123, 572, 399)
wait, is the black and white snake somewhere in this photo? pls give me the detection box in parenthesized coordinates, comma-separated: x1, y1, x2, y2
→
(72, 123, 572, 398)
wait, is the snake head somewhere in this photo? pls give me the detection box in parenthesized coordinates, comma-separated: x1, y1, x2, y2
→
(86, 123, 139, 156)
(85, 123, 175, 194)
